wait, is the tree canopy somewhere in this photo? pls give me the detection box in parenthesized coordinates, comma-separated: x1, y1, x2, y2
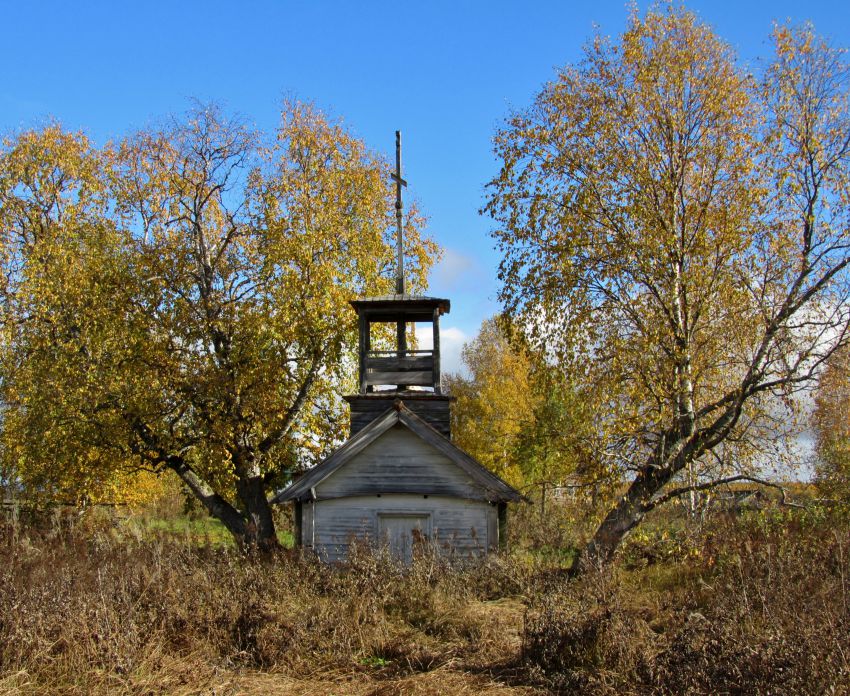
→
(446, 318, 536, 489)
(446, 317, 604, 505)
(0, 102, 437, 547)
(486, 7, 850, 567)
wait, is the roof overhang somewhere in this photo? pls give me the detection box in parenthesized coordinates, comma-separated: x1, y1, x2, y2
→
(272, 401, 525, 505)
(350, 295, 450, 321)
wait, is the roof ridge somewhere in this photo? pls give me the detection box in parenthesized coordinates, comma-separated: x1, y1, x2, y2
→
(271, 399, 525, 504)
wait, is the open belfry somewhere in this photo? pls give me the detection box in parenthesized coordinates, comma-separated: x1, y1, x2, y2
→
(273, 133, 522, 562)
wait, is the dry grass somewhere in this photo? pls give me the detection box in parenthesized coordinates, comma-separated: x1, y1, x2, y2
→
(0, 513, 537, 695)
(523, 508, 850, 694)
(1, 505, 849, 694)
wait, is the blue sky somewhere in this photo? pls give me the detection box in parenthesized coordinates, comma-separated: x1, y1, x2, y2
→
(3, 0, 849, 372)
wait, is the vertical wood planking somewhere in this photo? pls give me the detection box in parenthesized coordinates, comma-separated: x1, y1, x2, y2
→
(358, 314, 367, 394)
(294, 501, 303, 547)
(487, 504, 498, 552)
(302, 501, 315, 547)
(433, 307, 441, 394)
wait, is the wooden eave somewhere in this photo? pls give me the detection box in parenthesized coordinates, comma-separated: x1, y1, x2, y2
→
(350, 295, 450, 322)
(342, 392, 456, 404)
(271, 402, 524, 504)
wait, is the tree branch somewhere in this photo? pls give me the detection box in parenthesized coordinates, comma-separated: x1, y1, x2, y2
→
(645, 474, 805, 513)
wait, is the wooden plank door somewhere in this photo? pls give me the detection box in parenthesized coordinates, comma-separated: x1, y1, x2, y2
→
(378, 514, 430, 564)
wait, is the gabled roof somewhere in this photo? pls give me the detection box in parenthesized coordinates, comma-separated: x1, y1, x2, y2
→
(272, 401, 524, 504)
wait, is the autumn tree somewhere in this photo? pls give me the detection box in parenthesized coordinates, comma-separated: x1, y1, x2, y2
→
(486, 8, 850, 569)
(512, 368, 609, 515)
(813, 347, 850, 499)
(0, 103, 436, 547)
(446, 317, 536, 488)
(446, 317, 603, 508)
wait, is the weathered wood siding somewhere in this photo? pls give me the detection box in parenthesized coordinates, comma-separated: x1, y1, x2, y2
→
(300, 494, 498, 562)
(318, 425, 478, 499)
(347, 398, 451, 438)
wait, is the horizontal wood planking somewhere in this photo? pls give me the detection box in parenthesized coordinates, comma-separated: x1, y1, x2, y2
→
(365, 370, 433, 386)
(346, 397, 451, 413)
(366, 355, 434, 371)
(318, 425, 479, 499)
(367, 349, 433, 356)
(302, 494, 494, 563)
(349, 399, 451, 438)
(349, 414, 449, 439)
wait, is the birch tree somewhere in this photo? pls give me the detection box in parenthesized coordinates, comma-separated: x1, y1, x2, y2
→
(486, 8, 850, 568)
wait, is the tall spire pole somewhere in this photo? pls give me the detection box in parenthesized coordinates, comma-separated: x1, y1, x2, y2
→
(390, 131, 409, 361)
(391, 130, 407, 295)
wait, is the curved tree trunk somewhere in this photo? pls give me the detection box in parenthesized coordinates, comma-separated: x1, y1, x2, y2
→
(167, 455, 280, 551)
(575, 464, 673, 573)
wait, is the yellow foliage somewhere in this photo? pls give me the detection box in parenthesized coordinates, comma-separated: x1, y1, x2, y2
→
(485, 8, 850, 563)
(0, 103, 438, 544)
(814, 348, 850, 499)
(447, 318, 603, 498)
(447, 318, 536, 489)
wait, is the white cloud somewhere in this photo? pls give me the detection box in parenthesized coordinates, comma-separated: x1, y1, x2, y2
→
(429, 248, 476, 293)
(417, 325, 467, 376)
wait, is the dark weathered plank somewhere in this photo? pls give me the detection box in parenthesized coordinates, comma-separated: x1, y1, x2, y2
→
(358, 315, 367, 394)
(367, 349, 432, 356)
(365, 371, 433, 386)
(498, 502, 507, 551)
(487, 505, 498, 552)
(348, 397, 451, 438)
(350, 417, 449, 438)
(366, 356, 434, 371)
(348, 402, 450, 416)
(295, 501, 303, 547)
(433, 307, 441, 395)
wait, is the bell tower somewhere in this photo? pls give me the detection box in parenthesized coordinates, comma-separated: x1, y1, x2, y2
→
(343, 132, 453, 437)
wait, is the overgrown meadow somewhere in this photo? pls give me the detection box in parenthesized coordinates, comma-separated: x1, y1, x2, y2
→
(1, 498, 847, 695)
(3, 6, 850, 695)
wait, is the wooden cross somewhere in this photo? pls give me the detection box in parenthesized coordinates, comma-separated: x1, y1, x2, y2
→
(391, 130, 407, 295)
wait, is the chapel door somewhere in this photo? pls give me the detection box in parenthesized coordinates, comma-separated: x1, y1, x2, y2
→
(378, 514, 430, 564)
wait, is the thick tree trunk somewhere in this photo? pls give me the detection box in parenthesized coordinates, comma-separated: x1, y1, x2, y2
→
(575, 465, 673, 573)
(574, 391, 752, 574)
(167, 455, 280, 551)
(235, 474, 280, 551)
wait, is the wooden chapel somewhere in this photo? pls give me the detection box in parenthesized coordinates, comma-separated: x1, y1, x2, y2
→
(272, 133, 522, 562)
